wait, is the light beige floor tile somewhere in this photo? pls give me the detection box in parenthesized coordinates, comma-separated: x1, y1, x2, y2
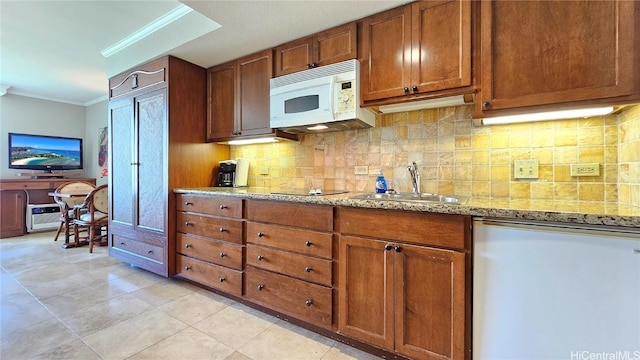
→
(22, 271, 97, 299)
(129, 326, 235, 360)
(158, 291, 232, 325)
(0, 298, 55, 334)
(40, 280, 129, 317)
(68, 252, 120, 271)
(0, 318, 76, 359)
(31, 338, 101, 360)
(321, 342, 383, 360)
(103, 270, 164, 293)
(82, 308, 187, 360)
(0, 273, 37, 306)
(129, 280, 195, 307)
(237, 321, 334, 360)
(225, 351, 255, 360)
(57, 293, 152, 337)
(193, 303, 279, 350)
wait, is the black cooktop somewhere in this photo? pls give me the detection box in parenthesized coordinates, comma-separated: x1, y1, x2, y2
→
(270, 189, 349, 196)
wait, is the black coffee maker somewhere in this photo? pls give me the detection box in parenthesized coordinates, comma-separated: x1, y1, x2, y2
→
(216, 160, 236, 187)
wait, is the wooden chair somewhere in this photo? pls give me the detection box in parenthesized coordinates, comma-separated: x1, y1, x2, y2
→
(73, 185, 108, 253)
(52, 181, 96, 246)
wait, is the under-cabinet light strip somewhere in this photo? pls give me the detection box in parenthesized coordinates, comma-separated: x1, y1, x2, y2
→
(477, 106, 615, 126)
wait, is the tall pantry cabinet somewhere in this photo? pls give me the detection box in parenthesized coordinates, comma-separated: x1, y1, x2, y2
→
(108, 56, 229, 277)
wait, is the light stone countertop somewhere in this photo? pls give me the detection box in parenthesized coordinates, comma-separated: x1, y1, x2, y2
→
(174, 187, 640, 229)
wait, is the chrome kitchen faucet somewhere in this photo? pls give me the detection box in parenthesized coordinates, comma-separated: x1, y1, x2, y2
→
(407, 162, 420, 194)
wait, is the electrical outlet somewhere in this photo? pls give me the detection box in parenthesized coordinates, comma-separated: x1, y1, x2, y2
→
(354, 165, 368, 175)
(259, 167, 269, 176)
(570, 163, 600, 176)
(513, 159, 539, 179)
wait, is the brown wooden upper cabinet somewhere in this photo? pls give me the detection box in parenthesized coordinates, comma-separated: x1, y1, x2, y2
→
(274, 23, 357, 77)
(361, 0, 472, 103)
(208, 50, 298, 142)
(477, 0, 639, 116)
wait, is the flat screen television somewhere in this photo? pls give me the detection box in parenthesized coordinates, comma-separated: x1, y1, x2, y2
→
(8, 133, 83, 173)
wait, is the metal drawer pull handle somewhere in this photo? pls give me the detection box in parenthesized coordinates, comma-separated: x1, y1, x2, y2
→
(305, 241, 312, 247)
(120, 242, 126, 246)
(305, 267, 312, 273)
(184, 201, 193, 205)
(257, 255, 264, 261)
(185, 244, 192, 248)
(219, 252, 225, 258)
(185, 266, 192, 271)
(147, 250, 153, 254)
(384, 244, 392, 251)
(395, 246, 402, 253)
(257, 232, 264, 237)
(305, 300, 313, 306)
(185, 221, 192, 226)
(219, 277, 226, 282)
(219, 227, 226, 232)
(633, 249, 640, 254)
(257, 284, 264, 290)
(219, 205, 227, 209)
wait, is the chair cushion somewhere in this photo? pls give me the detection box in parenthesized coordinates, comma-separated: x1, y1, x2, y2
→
(79, 211, 107, 222)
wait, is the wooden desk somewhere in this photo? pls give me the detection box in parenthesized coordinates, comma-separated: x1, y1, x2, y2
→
(0, 178, 96, 238)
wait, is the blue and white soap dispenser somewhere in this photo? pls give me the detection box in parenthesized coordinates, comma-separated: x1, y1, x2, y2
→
(375, 170, 387, 194)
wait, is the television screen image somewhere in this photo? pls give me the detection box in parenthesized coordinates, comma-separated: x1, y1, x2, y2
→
(8, 133, 83, 172)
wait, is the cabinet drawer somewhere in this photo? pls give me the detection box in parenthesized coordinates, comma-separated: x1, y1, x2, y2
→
(245, 267, 332, 328)
(176, 254, 242, 296)
(176, 194, 242, 218)
(177, 233, 243, 270)
(109, 58, 167, 99)
(0, 182, 51, 190)
(246, 200, 333, 231)
(176, 212, 243, 244)
(247, 245, 332, 286)
(339, 207, 470, 251)
(110, 236, 164, 263)
(246, 222, 332, 259)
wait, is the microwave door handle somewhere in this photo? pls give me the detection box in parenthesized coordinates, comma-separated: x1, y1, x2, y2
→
(329, 75, 336, 120)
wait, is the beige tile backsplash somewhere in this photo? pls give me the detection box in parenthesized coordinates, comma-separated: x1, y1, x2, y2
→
(231, 104, 639, 208)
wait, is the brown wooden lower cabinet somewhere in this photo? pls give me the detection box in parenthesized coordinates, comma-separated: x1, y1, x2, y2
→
(172, 195, 471, 359)
(338, 207, 471, 360)
(338, 235, 468, 359)
(0, 190, 25, 238)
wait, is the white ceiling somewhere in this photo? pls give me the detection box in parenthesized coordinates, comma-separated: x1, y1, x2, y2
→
(0, 0, 411, 106)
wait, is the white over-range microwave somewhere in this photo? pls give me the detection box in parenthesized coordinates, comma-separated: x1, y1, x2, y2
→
(269, 59, 375, 134)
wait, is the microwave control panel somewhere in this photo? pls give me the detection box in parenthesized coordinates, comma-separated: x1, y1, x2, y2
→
(336, 81, 355, 114)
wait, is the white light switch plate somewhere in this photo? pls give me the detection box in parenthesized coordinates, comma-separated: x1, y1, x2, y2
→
(570, 163, 600, 176)
(354, 166, 368, 175)
(514, 159, 539, 179)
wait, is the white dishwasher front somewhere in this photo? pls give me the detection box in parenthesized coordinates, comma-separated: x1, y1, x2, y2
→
(473, 219, 640, 360)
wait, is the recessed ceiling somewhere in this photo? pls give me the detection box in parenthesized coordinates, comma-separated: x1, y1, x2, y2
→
(0, 0, 410, 106)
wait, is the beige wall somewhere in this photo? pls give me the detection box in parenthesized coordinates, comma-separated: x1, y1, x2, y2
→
(0, 94, 87, 179)
(231, 104, 640, 209)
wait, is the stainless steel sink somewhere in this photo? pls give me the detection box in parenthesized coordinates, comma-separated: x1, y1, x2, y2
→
(348, 192, 469, 204)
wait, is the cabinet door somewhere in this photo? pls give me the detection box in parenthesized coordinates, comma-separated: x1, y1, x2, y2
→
(207, 61, 236, 141)
(237, 50, 273, 137)
(338, 236, 394, 349)
(109, 97, 135, 228)
(314, 22, 357, 68)
(135, 89, 167, 234)
(274, 37, 314, 77)
(479, 0, 636, 112)
(411, 0, 471, 93)
(361, 5, 412, 102)
(394, 244, 467, 360)
(0, 190, 25, 238)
